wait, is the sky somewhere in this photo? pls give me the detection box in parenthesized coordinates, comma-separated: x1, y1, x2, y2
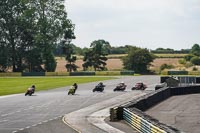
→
(65, 0, 200, 50)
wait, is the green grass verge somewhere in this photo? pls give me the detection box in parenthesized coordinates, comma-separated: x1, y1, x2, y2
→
(0, 76, 115, 96)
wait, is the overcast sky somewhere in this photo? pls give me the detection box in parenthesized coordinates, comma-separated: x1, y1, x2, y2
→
(65, 0, 200, 50)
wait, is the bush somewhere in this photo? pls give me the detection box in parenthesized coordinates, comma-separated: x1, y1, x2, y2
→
(184, 54, 195, 61)
(184, 62, 193, 68)
(160, 64, 174, 71)
(190, 56, 200, 65)
(192, 67, 198, 71)
(179, 59, 186, 65)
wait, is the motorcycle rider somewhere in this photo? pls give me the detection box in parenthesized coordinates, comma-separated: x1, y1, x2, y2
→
(119, 81, 126, 88)
(28, 85, 35, 93)
(73, 83, 78, 91)
(25, 85, 35, 96)
(68, 83, 78, 95)
(93, 82, 105, 92)
(97, 82, 105, 88)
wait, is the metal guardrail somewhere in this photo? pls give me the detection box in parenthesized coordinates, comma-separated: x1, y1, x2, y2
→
(123, 108, 167, 133)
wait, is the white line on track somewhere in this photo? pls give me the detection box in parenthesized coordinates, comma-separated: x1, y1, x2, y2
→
(0, 119, 8, 123)
(43, 120, 48, 123)
(0, 94, 22, 99)
(32, 124, 37, 127)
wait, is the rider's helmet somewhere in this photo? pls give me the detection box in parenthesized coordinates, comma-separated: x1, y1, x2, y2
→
(100, 82, 103, 85)
(32, 85, 35, 88)
(121, 81, 124, 84)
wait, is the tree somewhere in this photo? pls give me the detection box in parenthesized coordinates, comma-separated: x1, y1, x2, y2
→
(0, 0, 75, 72)
(190, 56, 200, 65)
(0, 0, 29, 72)
(0, 45, 10, 72)
(82, 40, 109, 71)
(123, 47, 155, 73)
(190, 44, 200, 56)
(62, 43, 78, 72)
(61, 20, 76, 72)
(33, 0, 74, 72)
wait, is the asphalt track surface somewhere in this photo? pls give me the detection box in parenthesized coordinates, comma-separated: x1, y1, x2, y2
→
(146, 94, 200, 133)
(0, 76, 160, 133)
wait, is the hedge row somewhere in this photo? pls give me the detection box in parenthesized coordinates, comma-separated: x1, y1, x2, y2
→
(0, 71, 134, 77)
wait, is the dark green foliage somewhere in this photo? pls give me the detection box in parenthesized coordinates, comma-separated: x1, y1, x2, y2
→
(63, 44, 78, 72)
(192, 67, 198, 71)
(0, 0, 74, 72)
(123, 47, 155, 73)
(190, 44, 200, 56)
(160, 64, 174, 71)
(151, 48, 190, 54)
(190, 56, 200, 65)
(82, 40, 109, 71)
(44, 52, 57, 72)
(0, 45, 10, 72)
(184, 54, 195, 61)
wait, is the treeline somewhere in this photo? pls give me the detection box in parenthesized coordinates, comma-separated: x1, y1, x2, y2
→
(55, 45, 191, 56)
(54, 44, 131, 56)
(151, 48, 190, 54)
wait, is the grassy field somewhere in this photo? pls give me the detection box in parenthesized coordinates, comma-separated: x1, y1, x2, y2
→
(154, 54, 187, 58)
(0, 77, 114, 96)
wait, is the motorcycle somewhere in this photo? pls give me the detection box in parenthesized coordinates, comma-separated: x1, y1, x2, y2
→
(113, 84, 127, 91)
(131, 82, 147, 90)
(25, 89, 35, 96)
(93, 84, 105, 92)
(68, 86, 77, 95)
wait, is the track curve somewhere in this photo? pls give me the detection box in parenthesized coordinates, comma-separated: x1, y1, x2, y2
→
(0, 76, 159, 133)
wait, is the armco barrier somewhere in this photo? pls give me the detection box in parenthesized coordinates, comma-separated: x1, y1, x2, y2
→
(167, 70, 188, 75)
(120, 71, 134, 75)
(123, 108, 167, 133)
(45, 72, 70, 76)
(110, 85, 200, 132)
(95, 71, 120, 76)
(161, 76, 200, 84)
(0, 72, 21, 77)
(69, 71, 95, 76)
(0, 71, 135, 77)
(22, 72, 45, 76)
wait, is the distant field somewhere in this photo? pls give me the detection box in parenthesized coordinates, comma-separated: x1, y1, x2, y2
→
(55, 58, 123, 71)
(0, 77, 114, 96)
(56, 54, 186, 72)
(154, 54, 187, 58)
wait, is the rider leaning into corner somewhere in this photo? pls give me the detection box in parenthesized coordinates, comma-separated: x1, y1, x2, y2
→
(119, 81, 126, 87)
(28, 85, 35, 92)
(73, 83, 78, 91)
(25, 85, 36, 96)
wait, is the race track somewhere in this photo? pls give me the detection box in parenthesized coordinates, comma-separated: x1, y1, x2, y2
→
(0, 76, 160, 133)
